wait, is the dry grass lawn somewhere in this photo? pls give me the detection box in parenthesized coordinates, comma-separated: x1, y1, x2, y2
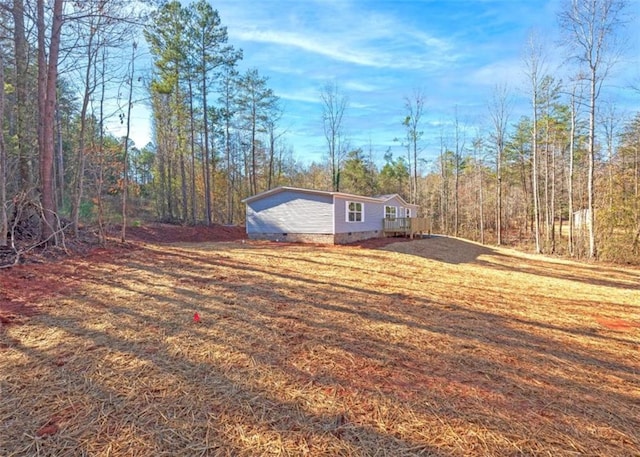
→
(1, 236, 639, 456)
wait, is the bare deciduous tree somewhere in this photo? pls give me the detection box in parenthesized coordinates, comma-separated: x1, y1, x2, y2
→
(452, 107, 466, 237)
(121, 42, 137, 242)
(559, 0, 628, 259)
(472, 135, 486, 244)
(402, 90, 426, 205)
(321, 81, 348, 192)
(523, 32, 547, 254)
(488, 84, 511, 246)
(567, 79, 581, 256)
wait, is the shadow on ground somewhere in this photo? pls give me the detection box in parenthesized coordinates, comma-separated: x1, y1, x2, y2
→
(377, 235, 497, 264)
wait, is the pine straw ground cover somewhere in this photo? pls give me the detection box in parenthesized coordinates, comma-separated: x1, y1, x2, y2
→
(1, 236, 639, 456)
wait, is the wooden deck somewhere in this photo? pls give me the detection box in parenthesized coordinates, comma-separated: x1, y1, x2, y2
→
(383, 217, 430, 239)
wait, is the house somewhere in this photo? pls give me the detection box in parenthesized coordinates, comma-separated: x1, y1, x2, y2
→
(242, 186, 425, 244)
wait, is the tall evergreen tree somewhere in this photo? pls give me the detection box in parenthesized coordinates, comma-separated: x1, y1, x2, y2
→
(0, 48, 6, 247)
(145, 1, 191, 222)
(341, 148, 377, 196)
(188, 0, 239, 224)
(37, 0, 64, 244)
(378, 152, 409, 198)
(236, 68, 278, 196)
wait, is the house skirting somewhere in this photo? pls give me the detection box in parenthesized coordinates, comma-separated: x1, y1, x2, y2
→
(248, 230, 383, 245)
(334, 230, 382, 244)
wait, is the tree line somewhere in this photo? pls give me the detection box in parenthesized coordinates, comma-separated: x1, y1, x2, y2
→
(421, 0, 638, 263)
(1, 0, 147, 254)
(0, 0, 638, 264)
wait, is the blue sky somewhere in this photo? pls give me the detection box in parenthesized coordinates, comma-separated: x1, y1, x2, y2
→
(122, 0, 640, 168)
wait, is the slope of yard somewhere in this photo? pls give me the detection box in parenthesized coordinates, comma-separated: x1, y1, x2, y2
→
(1, 232, 639, 456)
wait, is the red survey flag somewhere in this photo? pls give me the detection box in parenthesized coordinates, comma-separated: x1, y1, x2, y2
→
(193, 312, 200, 323)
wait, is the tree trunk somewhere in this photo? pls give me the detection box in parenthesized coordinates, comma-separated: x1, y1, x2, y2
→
(454, 160, 459, 237)
(226, 119, 233, 224)
(201, 52, 212, 225)
(439, 138, 448, 235)
(551, 143, 557, 253)
(406, 143, 413, 203)
(635, 143, 639, 227)
(251, 118, 257, 195)
(13, 0, 33, 194)
(54, 102, 64, 210)
(413, 135, 418, 205)
(179, 145, 188, 223)
(187, 78, 198, 225)
(520, 150, 530, 240)
(268, 127, 275, 189)
(568, 88, 576, 256)
(544, 121, 551, 248)
(0, 50, 7, 247)
(532, 101, 541, 254)
(96, 49, 107, 246)
(120, 43, 136, 242)
(633, 133, 640, 254)
(38, 0, 63, 245)
(496, 150, 502, 245)
(479, 158, 485, 245)
(176, 83, 188, 223)
(167, 137, 174, 219)
(587, 71, 597, 259)
(453, 110, 463, 238)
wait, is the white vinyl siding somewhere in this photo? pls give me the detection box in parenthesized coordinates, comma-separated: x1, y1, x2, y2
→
(347, 201, 363, 222)
(246, 191, 333, 234)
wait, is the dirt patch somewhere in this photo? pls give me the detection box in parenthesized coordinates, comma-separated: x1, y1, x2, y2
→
(596, 317, 640, 331)
(120, 223, 246, 244)
(0, 260, 79, 329)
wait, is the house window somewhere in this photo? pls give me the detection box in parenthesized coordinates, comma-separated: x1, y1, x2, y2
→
(405, 208, 411, 218)
(347, 201, 363, 222)
(385, 206, 397, 219)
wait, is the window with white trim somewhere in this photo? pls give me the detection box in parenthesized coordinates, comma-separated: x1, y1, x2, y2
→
(385, 205, 397, 219)
(405, 208, 411, 217)
(347, 201, 363, 222)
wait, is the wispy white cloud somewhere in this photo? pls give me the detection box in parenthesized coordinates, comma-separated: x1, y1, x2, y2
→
(343, 81, 380, 93)
(235, 27, 449, 70)
(224, 0, 460, 74)
(278, 89, 322, 104)
(470, 58, 528, 88)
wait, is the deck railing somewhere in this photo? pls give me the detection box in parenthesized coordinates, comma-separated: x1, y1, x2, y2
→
(383, 217, 430, 238)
